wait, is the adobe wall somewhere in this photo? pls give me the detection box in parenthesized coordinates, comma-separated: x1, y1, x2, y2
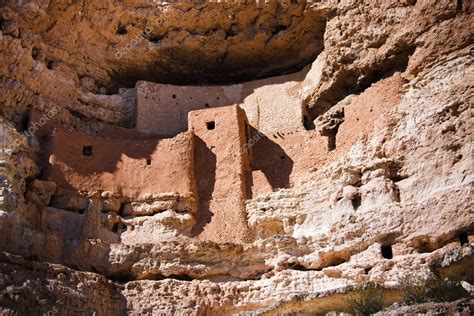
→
(41, 129, 196, 200)
(136, 81, 239, 136)
(188, 105, 251, 243)
(248, 75, 405, 197)
(29, 109, 158, 141)
(135, 67, 309, 136)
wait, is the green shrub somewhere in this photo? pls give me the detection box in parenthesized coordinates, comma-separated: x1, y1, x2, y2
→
(398, 273, 469, 304)
(346, 285, 384, 316)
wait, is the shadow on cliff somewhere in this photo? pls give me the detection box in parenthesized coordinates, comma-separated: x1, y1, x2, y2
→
(0, 249, 128, 315)
(190, 126, 293, 238)
(38, 130, 168, 192)
(191, 136, 216, 236)
(110, 48, 313, 92)
(36, 61, 310, 190)
(248, 126, 294, 193)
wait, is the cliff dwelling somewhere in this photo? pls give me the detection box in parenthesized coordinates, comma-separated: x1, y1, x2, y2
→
(30, 65, 409, 245)
(0, 0, 473, 315)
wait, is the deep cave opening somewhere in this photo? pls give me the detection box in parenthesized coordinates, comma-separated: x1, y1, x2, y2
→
(327, 126, 339, 151)
(303, 114, 315, 131)
(458, 232, 469, 245)
(351, 194, 362, 210)
(18, 105, 32, 132)
(381, 244, 393, 259)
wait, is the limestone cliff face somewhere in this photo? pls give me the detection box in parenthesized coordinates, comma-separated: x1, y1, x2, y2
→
(0, 0, 473, 315)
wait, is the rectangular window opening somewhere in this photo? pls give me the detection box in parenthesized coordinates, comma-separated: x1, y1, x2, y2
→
(206, 121, 215, 130)
(83, 146, 92, 156)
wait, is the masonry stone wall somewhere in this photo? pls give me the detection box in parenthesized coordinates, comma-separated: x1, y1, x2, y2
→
(135, 67, 309, 137)
(189, 105, 252, 242)
(41, 129, 196, 199)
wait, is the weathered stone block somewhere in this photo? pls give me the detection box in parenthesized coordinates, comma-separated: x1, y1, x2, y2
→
(50, 190, 89, 213)
(0, 188, 16, 211)
(26, 180, 57, 206)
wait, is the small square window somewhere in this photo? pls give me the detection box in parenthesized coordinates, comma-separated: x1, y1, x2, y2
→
(146, 159, 152, 166)
(83, 146, 92, 156)
(206, 121, 215, 130)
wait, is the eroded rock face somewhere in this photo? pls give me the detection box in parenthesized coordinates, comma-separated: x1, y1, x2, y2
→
(1, 0, 329, 89)
(0, 0, 473, 315)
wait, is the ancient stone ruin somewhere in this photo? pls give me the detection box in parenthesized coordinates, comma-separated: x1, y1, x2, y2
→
(0, 0, 473, 314)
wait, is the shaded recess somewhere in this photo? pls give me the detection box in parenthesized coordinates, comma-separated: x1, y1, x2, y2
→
(192, 136, 217, 236)
(305, 45, 416, 121)
(30, 1, 330, 91)
(109, 44, 323, 88)
(249, 126, 294, 190)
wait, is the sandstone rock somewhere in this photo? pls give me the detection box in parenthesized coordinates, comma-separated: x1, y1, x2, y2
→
(122, 194, 197, 217)
(431, 244, 474, 284)
(49, 189, 89, 213)
(0, 0, 472, 314)
(0, 188, 15, 211)
(25, 180, 56, 206)
(374, 298, 473, 315)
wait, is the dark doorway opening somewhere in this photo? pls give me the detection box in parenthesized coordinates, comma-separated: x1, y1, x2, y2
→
(381, 244, 393, 259)
(459, 232, 469, 246)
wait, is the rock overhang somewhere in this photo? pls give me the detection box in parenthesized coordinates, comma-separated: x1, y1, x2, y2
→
(19, 0, 331, 89)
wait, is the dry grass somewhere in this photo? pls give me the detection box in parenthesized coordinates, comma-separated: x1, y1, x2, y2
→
(346, 284, 384, 316)
(398, 273, 470, 304)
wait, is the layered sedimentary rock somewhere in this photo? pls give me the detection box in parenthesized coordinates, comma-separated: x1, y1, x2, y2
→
(0, 0, 473, 314)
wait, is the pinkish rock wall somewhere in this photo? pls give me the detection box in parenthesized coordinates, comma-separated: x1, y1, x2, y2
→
(42, 129, 196, 199)
(0, 0, 473, 315)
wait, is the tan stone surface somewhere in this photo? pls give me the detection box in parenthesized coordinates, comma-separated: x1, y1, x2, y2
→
(189, 105, 251, 243)
(0, 0, 473, 315)
(42, 129, 196, 199)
